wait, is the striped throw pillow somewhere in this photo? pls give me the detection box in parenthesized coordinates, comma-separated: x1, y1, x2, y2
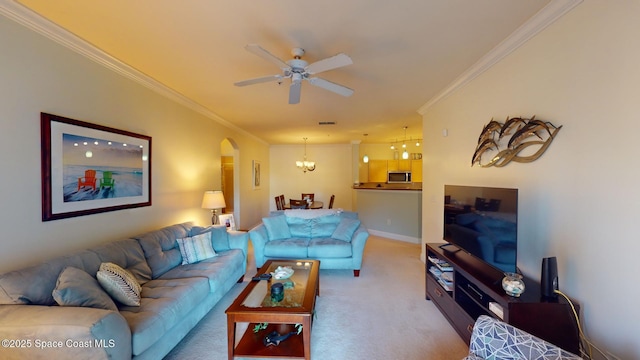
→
(97, 262, 142, 306)
(176, 231, 217, 265)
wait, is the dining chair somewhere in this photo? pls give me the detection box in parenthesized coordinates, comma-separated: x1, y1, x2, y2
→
(488, 199, 501, 212)
(301, 193, 315, 202)
(275, 195, 284, 210)
(328, 194, 335, 209)
(289, 199, 309, 209)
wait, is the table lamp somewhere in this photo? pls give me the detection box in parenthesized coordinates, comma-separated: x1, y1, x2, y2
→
(201, 190, 226, 225)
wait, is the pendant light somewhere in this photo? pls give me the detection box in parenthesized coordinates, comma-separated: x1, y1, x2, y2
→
(402, 126, 409, 159)
(295, 137, 315, 173)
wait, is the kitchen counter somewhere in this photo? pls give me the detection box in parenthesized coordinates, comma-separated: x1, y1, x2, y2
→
(353, 184, 422, 243)
(353, 182, 422, 191)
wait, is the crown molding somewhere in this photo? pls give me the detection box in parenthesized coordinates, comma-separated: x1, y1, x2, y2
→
(0, 0, 269, 145)
(417, 0, 583, 115)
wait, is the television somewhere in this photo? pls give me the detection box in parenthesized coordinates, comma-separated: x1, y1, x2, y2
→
(443, 185, 518, 274)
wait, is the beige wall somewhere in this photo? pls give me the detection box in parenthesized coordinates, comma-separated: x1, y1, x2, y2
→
(421, 2, 639, 358)
(0, 14, 269, 272)
(269, 144, 354, 212)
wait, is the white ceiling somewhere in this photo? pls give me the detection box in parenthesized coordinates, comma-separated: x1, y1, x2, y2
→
(14, 0, 551, 145)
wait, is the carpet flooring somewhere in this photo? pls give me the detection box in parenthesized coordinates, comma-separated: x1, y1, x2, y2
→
(164, 235, 469, 360)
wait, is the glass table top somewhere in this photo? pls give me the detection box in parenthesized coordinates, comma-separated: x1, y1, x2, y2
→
(242, 260, 315, 308)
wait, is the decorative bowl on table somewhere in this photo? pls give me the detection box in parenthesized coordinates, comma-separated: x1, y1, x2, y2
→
(271, 266, 294, 280)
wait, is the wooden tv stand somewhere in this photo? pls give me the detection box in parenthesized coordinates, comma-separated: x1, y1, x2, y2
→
(425, 243, 580, 354)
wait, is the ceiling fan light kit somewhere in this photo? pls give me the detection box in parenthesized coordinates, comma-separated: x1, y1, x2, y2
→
(235, 44, 354, 104)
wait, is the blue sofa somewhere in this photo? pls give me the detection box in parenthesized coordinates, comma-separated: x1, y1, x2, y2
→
(249, 210, 369, 276)
(465, 315, 583, 360)
(0, 222, 248, 360)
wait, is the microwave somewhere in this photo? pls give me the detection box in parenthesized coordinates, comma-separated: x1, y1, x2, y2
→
(388, 171, 412, 183)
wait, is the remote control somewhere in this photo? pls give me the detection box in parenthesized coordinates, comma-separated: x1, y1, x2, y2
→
(251, 273, 272, 281)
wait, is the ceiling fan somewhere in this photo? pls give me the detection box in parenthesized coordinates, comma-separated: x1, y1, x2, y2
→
(234, 44, 354, 104)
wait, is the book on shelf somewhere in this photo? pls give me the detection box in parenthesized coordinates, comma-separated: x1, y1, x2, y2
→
(438, 279, 453, 292)
(429, 267, 442, 277)
(435, 261, 453, 272)
(441, 272, 453, 283)
(428, 256, 453, 272)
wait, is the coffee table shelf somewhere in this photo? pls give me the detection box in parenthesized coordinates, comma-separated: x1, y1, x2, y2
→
(235, 323, 305, 358)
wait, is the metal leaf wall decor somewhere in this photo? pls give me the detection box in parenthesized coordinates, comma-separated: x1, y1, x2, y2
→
(472, 115, 562, 167)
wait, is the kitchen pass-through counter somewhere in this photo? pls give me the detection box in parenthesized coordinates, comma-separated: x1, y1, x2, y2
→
(353, 183, 422, 243)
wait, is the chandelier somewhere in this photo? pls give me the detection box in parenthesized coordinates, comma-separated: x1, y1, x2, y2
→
(295, 137, 316, 173)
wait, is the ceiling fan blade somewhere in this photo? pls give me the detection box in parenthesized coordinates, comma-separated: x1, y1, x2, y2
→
(234, 74, 283, 87)
(305, 53, 353, 74)
(245, 44, 290, 70)
(289, 81, 302, 104)
(308, 77, 354, 97)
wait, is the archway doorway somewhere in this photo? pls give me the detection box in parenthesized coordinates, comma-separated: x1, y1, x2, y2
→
(221, 138, 239, 224)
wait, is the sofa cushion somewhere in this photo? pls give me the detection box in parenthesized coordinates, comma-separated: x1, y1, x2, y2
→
(90, 238, 153, 285)
(264, 239, 309, 258)
(331, 218, 361, 242)
(262, 215, 292, 240)
(97, 262, 142, 306)
(176, 232, 217, 265)
(135, 223, 192, 278)
(191, 225, 230, 251)
(119, 276, 209, 356)
(308, 238, 353, 258)
(286, 216, 312, 238)
(52, 266, 118, 311)
(311, 215, 341, 238)
(159, 249, 245, 293)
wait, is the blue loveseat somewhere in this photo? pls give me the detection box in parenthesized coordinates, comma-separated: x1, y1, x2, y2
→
(0, 222, 248, 360)
(249, 210, 369, 276)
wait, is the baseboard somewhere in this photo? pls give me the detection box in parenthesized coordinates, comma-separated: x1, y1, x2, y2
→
(367, 229, 420, 244)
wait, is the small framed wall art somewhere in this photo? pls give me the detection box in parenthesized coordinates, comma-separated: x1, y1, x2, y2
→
(252, 160, 261, 190)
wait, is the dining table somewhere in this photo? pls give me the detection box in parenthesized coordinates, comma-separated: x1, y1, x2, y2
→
(283, 201, 324, 209)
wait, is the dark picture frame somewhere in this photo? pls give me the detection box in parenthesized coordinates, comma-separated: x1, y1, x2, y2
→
(41, 113, 151, 221)
(252, 160, 261, 190)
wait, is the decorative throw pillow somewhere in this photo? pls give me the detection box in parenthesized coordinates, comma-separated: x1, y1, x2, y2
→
(53, 266, 118, 311)
(97, 262, 142, 306)
(176, 231, 217, 265)
(262, 215, 292, 240)
(331, 218, 361, 242)
(191, 225, 230, 251)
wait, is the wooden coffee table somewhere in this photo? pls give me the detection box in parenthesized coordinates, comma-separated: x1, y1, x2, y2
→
(226, 259, 320, 360)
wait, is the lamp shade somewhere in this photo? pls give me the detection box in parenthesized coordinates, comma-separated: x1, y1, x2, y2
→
(201, 190, 226, 209)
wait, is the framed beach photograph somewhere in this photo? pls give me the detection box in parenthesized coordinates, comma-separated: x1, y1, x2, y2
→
(252, 160, 261, 190)
(218, 213, 236, 231)
(41, 113, 151, 221)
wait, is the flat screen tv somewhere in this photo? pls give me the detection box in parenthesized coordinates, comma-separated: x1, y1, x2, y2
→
(443, 185, 518, 274)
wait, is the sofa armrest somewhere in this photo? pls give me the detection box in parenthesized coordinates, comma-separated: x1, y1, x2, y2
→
(0, 305, 131, 360)
(350, 225, 369, 270)
(468, 315, 582, 360)
(248, 224, 269, 267)
(228, 230, 249, 261)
